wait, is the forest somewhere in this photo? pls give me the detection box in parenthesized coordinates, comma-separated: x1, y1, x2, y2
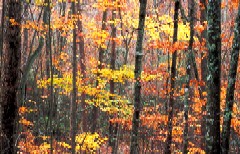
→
(0, 0, 240, 153)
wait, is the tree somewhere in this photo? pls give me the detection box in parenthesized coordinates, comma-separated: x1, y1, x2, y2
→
(205, 0, 221, 153)
(199, 0, 207, 150)
(2, 0, 240, 153)
(165, 1, 179, 153)
(183, 0, 195, 153)
(70, 1, 77, 153)
(1, 0, 21, 153)
(200, 0, 207, 82)
(221, 3, 240, 154)
(77, 0, 88, 132)
(130, 0, 147, 153)
(44, 0, 54, 153)
(109, 1, 118, 153)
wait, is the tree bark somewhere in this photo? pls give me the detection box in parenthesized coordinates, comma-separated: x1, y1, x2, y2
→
(183, 0, 194, 153)
(0, 0, 4, 151)
(130, 0, 147, 154)
(22, 3, 29, 68)
(77, 0, 87, 133)
(1, 0, 21, 153)
(199, 0, 207, 149)
(109, 2, 118, 153)
(46, 0, 54, 153)
(221, 3, 240, 154)
(71, 1, 77, 153)
(205, 1, 221, 153)
(200, 0, 207, 82)
(0, 0, 4, 56)
(165, 1, 179, 154)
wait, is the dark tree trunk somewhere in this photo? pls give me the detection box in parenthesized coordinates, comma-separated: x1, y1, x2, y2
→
(1, 0, 21, 153)
(205, 1, 221, 153)
(165, 1, 179, 154)
(109, 2, 118, 153)
(110, 5, 116, 98)
(183, 0, 194, 153)
(71, 1, 77, 153)
(46, 0, 54, 153)
(22, 3, 29, 68)
(77, 0, 87, 132)
(0, 0, 4, 56)
(130, 0, 147, 154)
(200, 0, 207, 82)
(221, 3, 240, 154)
(199, 0, 207, 149)
(0, 1, 5, 150)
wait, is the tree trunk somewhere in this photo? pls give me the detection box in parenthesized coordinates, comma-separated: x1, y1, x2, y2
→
(205, 1, 221, 153)
(165, 1, 179, 154)
(200, 0, 207, 82)
(46, 0, 54, 153)
(130, 0, 147, 154)
(71, 1, 77, 153)
(199, 0, 207, 149)
(0, 0, 4, 151)
(0, 0, 4, 56)
(77, 0, 87, 132)
(221, 3, 240, 154)
(1, 0, 21, 153)
(109, 2, 118, 153)
(22, 3, 29, 68)
(183, 0, 194, 153)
